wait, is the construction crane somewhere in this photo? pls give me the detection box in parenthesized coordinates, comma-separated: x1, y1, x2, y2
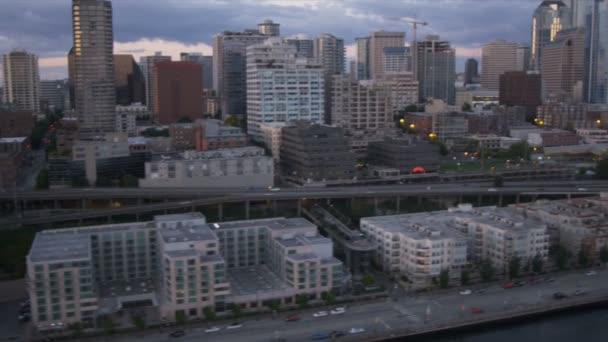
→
(386, 16, 428, 81)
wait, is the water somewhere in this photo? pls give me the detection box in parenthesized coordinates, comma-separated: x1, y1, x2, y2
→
(413, 307, 608, 342)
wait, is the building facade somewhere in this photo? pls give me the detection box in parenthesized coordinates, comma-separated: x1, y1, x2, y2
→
(369, 31, 405, 80)
(355, 37, 370, 80)
(541, 28, 585, 100)
(154, 61, 203, 125)
(416, 35, 456, 105)
(258, 20, 280, 36)
(2, 49, 40, 113)
(481, 40, 518, 91)
(39, 80, 69, 113)
(140, 52, 172, 112)
(367, 138, 440, 174)
(180, 53, 214, 90)
(285, 35, 315, 59)
(382, 47, 410, 73)
(464, 58, 479, 85)
(499, 71, 543, 119)
(113, 54, 145, 106)
(531, 0, 572, 71)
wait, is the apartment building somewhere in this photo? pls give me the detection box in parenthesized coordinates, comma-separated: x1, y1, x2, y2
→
(27, 213, 344, 330)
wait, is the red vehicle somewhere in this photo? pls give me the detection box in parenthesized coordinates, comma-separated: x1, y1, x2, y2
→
(470, 307, 484, 314)
(285, 314, 300, 322)
(502, 282, 514, 289)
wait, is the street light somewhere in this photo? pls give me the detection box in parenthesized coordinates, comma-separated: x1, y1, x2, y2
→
(428, 133, 437, 139)
(409, 124, 416, 129)
(400, 118, 406, 124)
(597, 119, 602, 125)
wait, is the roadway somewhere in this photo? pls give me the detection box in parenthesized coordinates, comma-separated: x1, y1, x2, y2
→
(103, 268, 608, 342)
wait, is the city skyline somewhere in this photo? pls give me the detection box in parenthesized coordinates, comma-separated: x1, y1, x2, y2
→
(0, 0, 540, 81)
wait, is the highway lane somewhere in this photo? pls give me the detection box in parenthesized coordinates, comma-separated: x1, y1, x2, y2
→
(104, 269, 608, 342)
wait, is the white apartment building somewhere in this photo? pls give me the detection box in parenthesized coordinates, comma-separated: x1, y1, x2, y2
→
(139, 146, 274, 189)
(27, 213, 344, 331)
(2, 49, 40, 113)
(246, 38, 325, 141)
(576, 128, 608, 144)
(481, 40, 518, 91)
(375, 72, 419, 115)
(259, 122, 292, 162)
(361, 213, 468, 286)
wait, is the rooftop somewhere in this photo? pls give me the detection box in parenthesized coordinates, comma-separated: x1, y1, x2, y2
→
(29, 230, 90, 263)
(158, 223, 217, 244)
(205, 217, 316, 233)
(0, 137, 27, 143)
(228, 266, 295, 301)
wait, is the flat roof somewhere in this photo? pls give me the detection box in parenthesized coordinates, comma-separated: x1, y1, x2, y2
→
(158, 224, 217, 244)
(228, 266, 293, 298)
(206, 217, 316, 232)
(29, 230, 90, 263)
(99, 278, 155, 298)
(0, 137, 27, 143)
(361, 211, 468, 241)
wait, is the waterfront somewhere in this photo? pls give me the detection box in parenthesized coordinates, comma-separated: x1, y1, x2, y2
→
(423, 307, 608, 342)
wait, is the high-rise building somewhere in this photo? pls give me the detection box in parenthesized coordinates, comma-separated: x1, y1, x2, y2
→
(481, 40, 518, 91)
(180, 52, 213, 90)
(355, 37, 370, 80)
(113, 54, 145, 105)
(541, 27, 585, 100)
(369, 31, 405, 79)
(416, 35, 456, 104)
(2, 49, 40, 113)
(257, 19, 280, 36)
(72, 0, 116, 137)
(382, 47, 410, 73)
(39, 80, 69, 113)
(499, 71, 542, 120)
(516, 44, 532, 71)
(464, 58, 479, 85)
(584, 0, 608, 104)
(374, 72, 419, 114)
(315, 34, 345, 124)
(154, 61, 203, 124)
(140, 52, 171, 112)
(531, 1, 572, 71)
(246, 38, 325, 141)
(213, 30, 269, 120)
(285, 34, 315, 59)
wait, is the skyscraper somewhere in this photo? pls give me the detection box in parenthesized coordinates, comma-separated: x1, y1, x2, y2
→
(531, 1, 572, 71)
(584, 0, 608, 104)
(154, 61, 203, 124)
(416, 35, 456, 104)
(213, 29, 269, 120)
(246, 38, 325, 141)
(541, 27, 585, 100)
(499, 71, 542, 120)
(257, 19, 280, 36)
(286, 34, 315, 59)
(382, 47, 410, 73)
(516, 44, 532, 71)
(315, 34, 345, 124)
(464, 58, 479, 85)
(2, 49, 40, 113)
(72, 0, 116, 137)
(481, 40, 518, 91)
(355, 37, 370, 80)
(180, 52, 213, 89)
(369, 31, 406, 79)
(113, 54, 145, 105)
(140, 52, 171, 112)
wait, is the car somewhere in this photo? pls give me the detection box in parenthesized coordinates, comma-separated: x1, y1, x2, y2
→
(285, 314, 300, 322)
(227, 322, 243, 329)
(268, 187, 281, 191)
(474, 288, 487, 294)
(459, 289, 472, 295)
(330, 307, 346, 315)
(553, 292, 568, 299)
(546, 277, 556, 283)
(514, 281, 526, 287)
(502, 282, 514, 289)
(488, 188, 497, 192)
(169, 330, 185, 338)
(310, 332, 331, 340)
(313, 311, 329, 317)
(578, 188, 588, 191)
(574, 290, 587, 296)
(349, 328, 365, 334)
(330, 330, 346, 338)
(18, 313, 30, 322)
(470, 307, 484, 314)
(586, 270, 597, 276)
(205, 327, 220, 333)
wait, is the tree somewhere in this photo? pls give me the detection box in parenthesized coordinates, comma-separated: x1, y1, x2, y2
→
(68, 322, 83, 337)
(361, 274, 376, 287)
(102, 317, 115, 335)
(295, 294, 309, 309)
(493, 175, 504, 188)
(508, 257, 521, 279)
(461, 270, 470, 285)
(36, 168, 49, 190)
(403, 104, 419, 113)
(175, 311, 187, 325)
(321, 291, 336, 305)
(578, 249, 591, 267)
(231, 304, 243, 318)
(203, 307, 216, 321)
(554, 245, 572, 270)
(120, 174, 139, 188)
(462, 102, 473, 112)
(141, 127, 169, 137)
(267, 299, 281, 311)
(131, 315, 146, 330)
(507, 141, 530, 160)
(431, 140, 449, 156)
(439, 269, 450, 289)
(177, 116, 193, 123)
(224, 115, 238, 127)
(597, 159, 608, 180)
(600, 245, 608, 266)
(480, 259, 495, 282)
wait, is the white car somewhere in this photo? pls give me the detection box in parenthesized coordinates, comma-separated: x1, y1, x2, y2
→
(205, 327, 220, 333)
(586, 270, 597, 276)
(487, 188, 497, 192)
(313, 311, 329, 317)
(460, 289, 472, 295)
(226, 322, 242, 329)
(578, 188, 588, 191)
(349, 327, 365, 334)
(330, 307, 346, 315)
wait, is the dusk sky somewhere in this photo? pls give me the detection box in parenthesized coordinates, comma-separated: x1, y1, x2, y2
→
(0, 0, 541, 81)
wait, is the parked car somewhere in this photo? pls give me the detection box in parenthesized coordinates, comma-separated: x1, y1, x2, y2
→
(311, 332, 331, 340)
(313, 311, 329, 317)
(330, 307, 346, 315)
(330, 330, 346, 338)
(586, 270, 597, 276)
(349, 327, 365, 334)
(169, 330, 185, 338)
(459, 289, 472, 295)
(502, 282, 514, 289)
(227, 322, 243, 329)
(514, 281, 526, 287)
(204, 327, 220, 333)
(470, 307, 484, 314)
(285, 314, 300, 322)
(553, 292, 568, 299)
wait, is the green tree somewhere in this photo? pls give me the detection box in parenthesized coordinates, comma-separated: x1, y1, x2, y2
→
(507, 141, 530, 160)
(177, 116, 193, 123)
(120, 174, 139, 188)
(321, 291, 336, 305)
(554, 245, 572, 270)
(68, 322, 83, 337)
(532, 254, 544, 273)
(600, 245, 608, 266)
(403, 104, 419, 113)
(597, 159, 608, 180)
(231, 304, 243, 318)
(578, 249, 590, 267)
(508, 257, 521, 279)
(462, 102, 473, 112)
(224, 115, 239, 127)
(267, 299, 281, 311)
(203, 307, 216, 321)
(461, 270, 470, 285)
(361, 274, 376, 287)
(175, 311, 187, 325)
(480, 259, 495, 282)
(494, 175, 504, 188)
(141, 127, 169, 137)
(131, 315, 146, 330)
(439, 269, 450, 289)
(36, 168, 49, 190)
(431, 140, 449, 156)
(295, 294, 309, 309)
(102, 317, 115, 335)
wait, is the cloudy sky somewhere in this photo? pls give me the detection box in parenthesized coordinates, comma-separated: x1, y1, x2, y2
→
(0, 0, 540, 81)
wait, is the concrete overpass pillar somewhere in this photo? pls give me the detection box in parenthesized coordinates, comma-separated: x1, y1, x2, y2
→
(374, 197, 379, 215)
(567, 193, 572, 199)
(245, 201, 250, 220)
(396, 196, 400, 213)
(272, 200, 277, 216)
(516, 194, 520, 204)
(218, 203, 223, 221)
(498, 194, 503, 207)
(297, 199, 302, 217)
(477, 194, 482, 206)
